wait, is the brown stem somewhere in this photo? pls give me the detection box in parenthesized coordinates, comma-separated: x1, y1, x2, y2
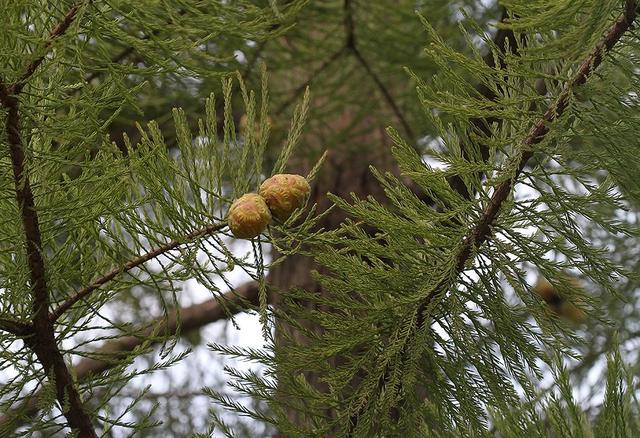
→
(50, 221, 228, 323)
(2, 91, 98, 438)
(0, 316, 33, 337)
(0, 317, 32, 336)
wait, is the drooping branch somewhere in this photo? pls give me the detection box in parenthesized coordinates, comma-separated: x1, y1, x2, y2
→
(0, 281, 261, 431)
(50, 221, 228, 323)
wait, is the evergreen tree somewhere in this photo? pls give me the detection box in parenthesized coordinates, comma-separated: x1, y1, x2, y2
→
(2, 1, 640, 437)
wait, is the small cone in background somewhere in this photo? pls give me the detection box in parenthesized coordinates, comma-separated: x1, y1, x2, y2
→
(259, 174, 311, 221)
(534, 276, 586, 323)
(228, 193, 272, 239)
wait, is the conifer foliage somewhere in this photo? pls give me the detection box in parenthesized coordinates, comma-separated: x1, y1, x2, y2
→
(1, 1, 640, 437)
(212, 1, 640, 436)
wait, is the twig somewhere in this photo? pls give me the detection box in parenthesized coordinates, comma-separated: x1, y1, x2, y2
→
(84, 8, 188, 84)
(10, 4, 83, 94)
(275, 47, 346, 115)
(50, 222, 228, 323)
(343, 0, 415, 140)
(84, 46, 136, 84)
(0, 281, 261, 431)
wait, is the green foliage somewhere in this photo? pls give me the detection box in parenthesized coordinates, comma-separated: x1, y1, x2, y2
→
(0, 0, 310, 435)
(207, 1, 640, 436)
(3, 1, 640, 437)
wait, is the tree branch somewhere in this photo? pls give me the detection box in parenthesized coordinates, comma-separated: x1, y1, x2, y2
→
(275, 47, 346, 115)
(0, 317, 32, 336)
(9, 4, 83, 95)
(423, 0, 638, 315)
(0, 281, 261, 432)
(351, 47, 415, 140)
(84, 8, 189, 84)
(50, 221, 228, 323)
(343, 0, 415, 140)
(446, 6, 521, 200)
(1, 3, 97, 436)
(1, 87, 98, 438)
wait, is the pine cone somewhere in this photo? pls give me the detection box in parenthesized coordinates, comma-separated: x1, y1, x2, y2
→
(259, 174, 311, 221)
(227, 193, 272, 239)
(534, 276, 586, 323)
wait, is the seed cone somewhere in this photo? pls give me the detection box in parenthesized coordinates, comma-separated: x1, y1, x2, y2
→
(227, 193, 272, 239)
(259, 174, 310, 221)
(534, 276, 586, 323)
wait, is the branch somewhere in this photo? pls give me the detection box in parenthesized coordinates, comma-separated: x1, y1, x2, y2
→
(343, 0, 415, 140)
(0, 281, 261, 432)
(0, 317, 32, 336)
(10, 4, 83, 94)
(429, 0, 638, 309)
(84, 9, 189, 84)
(352, 47, 415, 140)
(50, 222, 228, 323)
(1, 4, 96, 436)
(446, 7, 521, 200)
(84, 45, 136, 84)
(411, 0, 638, 410)
(3, 74, 97, 438)
(275, 47, 346, 115)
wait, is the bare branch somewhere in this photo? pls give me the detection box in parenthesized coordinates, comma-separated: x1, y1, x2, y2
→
(0, 317, 32, 336)
(50, 222, 228, 323)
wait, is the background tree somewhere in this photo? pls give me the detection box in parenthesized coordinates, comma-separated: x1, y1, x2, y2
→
(2, 0, 640, 437)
